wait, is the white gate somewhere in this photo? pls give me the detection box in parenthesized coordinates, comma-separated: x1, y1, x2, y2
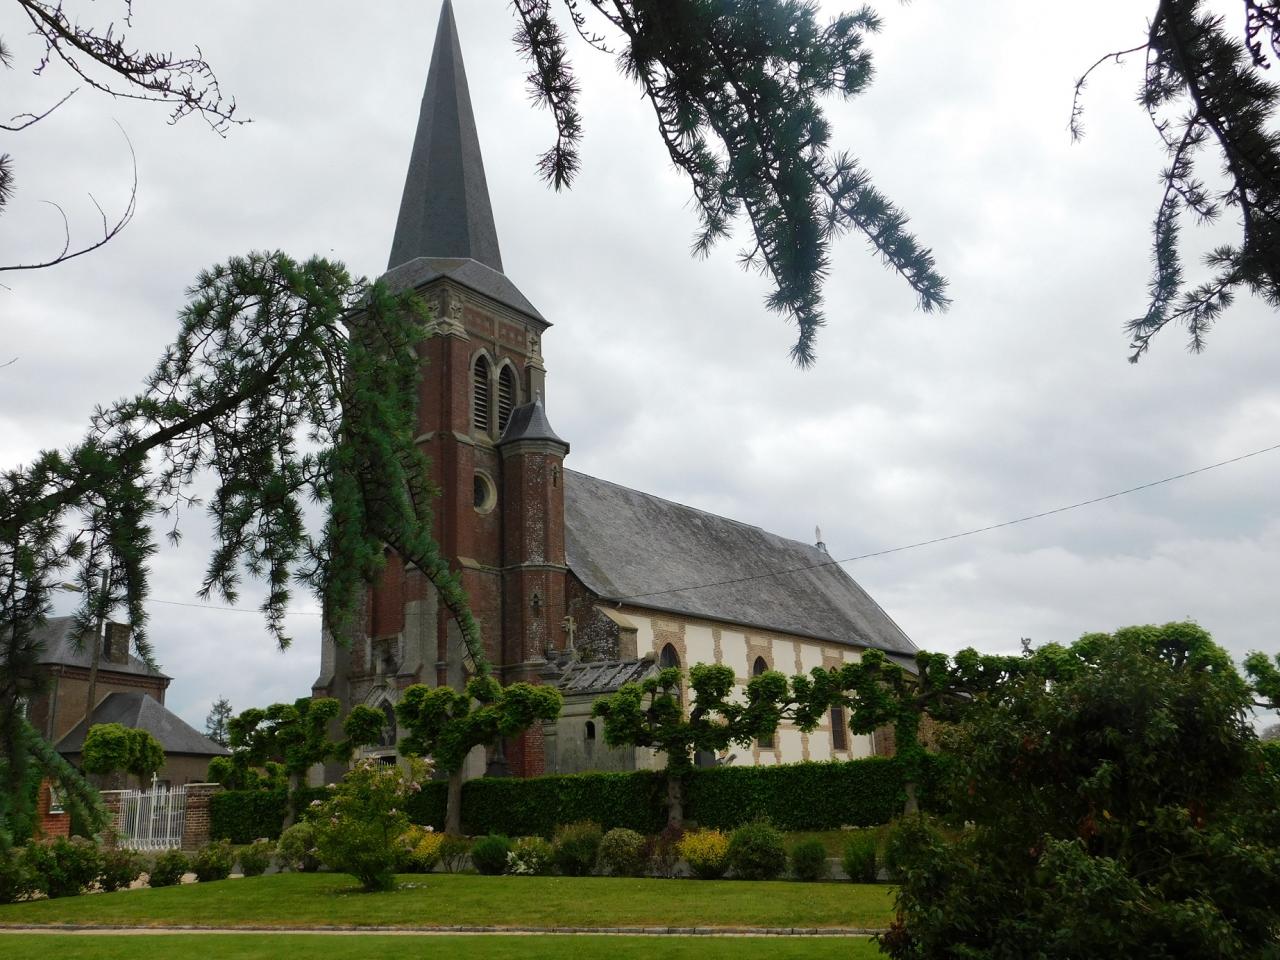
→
(109, 785, 187, 851)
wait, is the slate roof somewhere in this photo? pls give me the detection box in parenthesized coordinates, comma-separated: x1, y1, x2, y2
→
(558, 657, 657, 697)
(387, 1, 504, 273)
(562, 471, 917, 657)
(381, 256, 544, 323)
(500, 396, 568, 447)
(56, 691, 229, 758)
(26, 616, 168, 680)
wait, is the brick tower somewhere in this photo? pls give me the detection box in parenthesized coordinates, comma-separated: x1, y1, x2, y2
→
(315, 0, 569, 778)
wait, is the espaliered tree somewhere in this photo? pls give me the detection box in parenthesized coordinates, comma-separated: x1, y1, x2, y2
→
(396, 676, 563, 835)
(225, 697, 384, 828)
(80, 722, 165, 784)
(592, 662, 801, 829)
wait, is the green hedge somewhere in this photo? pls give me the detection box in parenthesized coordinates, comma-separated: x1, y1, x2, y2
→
(458, 770, 667, 836)
(291, 786, 329, 820)
(210, 789, 288, 843)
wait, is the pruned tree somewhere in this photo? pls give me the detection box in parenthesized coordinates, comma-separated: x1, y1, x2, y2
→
(227, 697, 383, 827)
(396, 675, 563, 835)
(204, 695, 233, 747)
(1244, 649, 1280, 710)
(591, 662, 799, 828)
(0, 251, 485, 848)
(1073, 1, 1280, 361)
(80, 721, 164, 782)
(510, 0, 948, 365)
(1, 0, 243, 272)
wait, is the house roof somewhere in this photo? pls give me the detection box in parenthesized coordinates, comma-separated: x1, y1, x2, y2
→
(562, 471, 918, 657)
(387, 0, 503, 273)
(55, 691, 230, 758)
(558, 657, 657, 697)
(28, 616, 169, 680)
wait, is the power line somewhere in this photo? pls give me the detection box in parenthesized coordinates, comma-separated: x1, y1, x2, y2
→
(140, 439, 1280, 615)
(613, 440, 1280, 603)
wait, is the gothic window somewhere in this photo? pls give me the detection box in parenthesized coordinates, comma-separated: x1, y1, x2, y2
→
(585, 720, 596, 741)
(831, 703, 849, 752)
(753, 657, 774, 750)
(497, 363, 517, 433)
(659, 644, 680, 670)
(472, 354, 491, 432)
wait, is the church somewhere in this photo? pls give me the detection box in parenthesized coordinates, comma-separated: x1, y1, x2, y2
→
(313, 1, 918, 782)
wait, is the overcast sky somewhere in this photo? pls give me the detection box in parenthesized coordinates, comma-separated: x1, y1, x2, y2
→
(2, 1, 1277, 733)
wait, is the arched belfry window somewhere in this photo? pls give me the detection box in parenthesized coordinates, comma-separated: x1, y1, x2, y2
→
(472, 355, 491, 432)
(753, 657, 774, 749)
(497, 364, 517, 433)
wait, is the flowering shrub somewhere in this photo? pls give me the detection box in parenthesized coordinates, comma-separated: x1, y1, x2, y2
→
(191, 839, 235, 882)
(277, 821, 321, 872)
(24, 836, 103, 898)
(399, 825, 444, 873)
(599, 827, 648, 877)
(147, 849, 188, 887)
(507, 836, 554, 876)
(552, 821, 602, 876)
(676, 829, 729, 880)
(312, 757, 430, 891)
(238, 838, 275, 877)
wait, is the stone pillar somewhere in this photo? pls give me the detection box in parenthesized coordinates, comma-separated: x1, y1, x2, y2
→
(181, 783, 222, 851)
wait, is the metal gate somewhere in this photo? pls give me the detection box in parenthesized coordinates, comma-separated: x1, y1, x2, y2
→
(110, 785, 187, 850)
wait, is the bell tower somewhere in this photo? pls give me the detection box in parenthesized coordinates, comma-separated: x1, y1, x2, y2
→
(317, 0, 569, 778)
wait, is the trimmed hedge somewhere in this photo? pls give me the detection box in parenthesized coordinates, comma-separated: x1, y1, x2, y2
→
(210, 789, 288, 843)
(221, 756, 935, 839)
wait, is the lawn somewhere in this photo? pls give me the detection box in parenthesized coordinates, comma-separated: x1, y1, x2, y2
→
(0, 934, 886, 960)
(0, 873, 895, 930)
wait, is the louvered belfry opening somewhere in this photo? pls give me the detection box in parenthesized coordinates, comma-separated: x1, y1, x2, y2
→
(497, 364, 517, 432)
(473, 355, 491, 432)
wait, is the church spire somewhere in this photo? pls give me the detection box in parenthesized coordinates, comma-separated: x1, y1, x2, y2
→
(388, 0, 504, 272)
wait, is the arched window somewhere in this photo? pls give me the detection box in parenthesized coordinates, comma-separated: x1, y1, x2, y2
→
(585, 720, 596, 742)
(659, 644, 680, 670)
(472, 354, 491, 432)
(831, 703, 848, 752)
(753, 657, 774, 749)
(497, 363, 517, 433)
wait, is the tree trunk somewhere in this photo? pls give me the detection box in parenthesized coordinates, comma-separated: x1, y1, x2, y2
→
(445, 768, 463, 835)
(665, 770, 684, 830)
(282, 771, 302, 831)
(902, 780, 919, 816)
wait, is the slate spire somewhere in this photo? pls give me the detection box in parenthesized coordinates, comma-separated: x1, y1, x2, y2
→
(388, 0, 504, 272)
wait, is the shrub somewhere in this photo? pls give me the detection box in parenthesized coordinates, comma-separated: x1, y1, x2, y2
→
(507, 836, 554, 876)
(882, 815, 933, 882)
(209, 789, 289, 843)
(599, 827, 648, 877)
(453, 771, 666, 836)
(399, 825, 444, 873)
(469, 834, 512, 876)
(438, 835, 471, 873)
(0, 848, 33, 904)
(727, 821, 786, 881)
(552, 821, 602, 876)
(24, 836, 103, 898)
(649, 825, 683, 878)
(790, 839, 829, 882)
(312, 758, 429, 892)
(238, 838, 275, 877)
(841, 831, 878, 882)
(147, 849, 189, 887)
(676, 829, 730, 880)
(191, 839, 235, 882)
(98, 847, 145, 892)
(277, 821, 321, 873)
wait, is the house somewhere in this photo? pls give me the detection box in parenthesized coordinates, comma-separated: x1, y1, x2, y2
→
(314, 1, 917, 781)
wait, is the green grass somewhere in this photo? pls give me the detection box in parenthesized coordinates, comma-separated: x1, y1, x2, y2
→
(0, 873, 895, 930)
(0, 935, 886, 960)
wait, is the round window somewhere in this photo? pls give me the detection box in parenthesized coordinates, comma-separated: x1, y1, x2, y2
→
(473, 472, 497, 514)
